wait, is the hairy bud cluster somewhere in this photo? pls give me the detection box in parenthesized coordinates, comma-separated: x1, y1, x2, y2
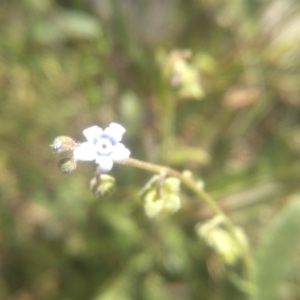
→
(139, 175, 181, 218)
(50, 136, 78, 173)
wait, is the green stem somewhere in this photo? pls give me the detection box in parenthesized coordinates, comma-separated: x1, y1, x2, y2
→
(118, 157, 253, 287)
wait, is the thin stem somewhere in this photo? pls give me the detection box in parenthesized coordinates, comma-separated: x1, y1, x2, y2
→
(118, 157, 253, 283)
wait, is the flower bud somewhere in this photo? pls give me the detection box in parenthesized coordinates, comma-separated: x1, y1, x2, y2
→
(58, 158, 77, 174)
(162, 177, 180, 194)
(160, 195, 181, 215)
(140, 175, 181, 218)
(144, 190, 163, 218)
(162, 49, 204, 100)
(196, 217, 248, 265)
(50, 136, 77, 159)
(90, 174, 115, 197)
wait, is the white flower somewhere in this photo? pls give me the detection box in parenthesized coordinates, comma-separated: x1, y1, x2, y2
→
(73, 123, 130, 172)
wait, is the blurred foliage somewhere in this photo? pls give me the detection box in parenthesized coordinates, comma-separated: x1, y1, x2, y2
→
(0, 0, 300, 299)
(254, 197, 300, 300)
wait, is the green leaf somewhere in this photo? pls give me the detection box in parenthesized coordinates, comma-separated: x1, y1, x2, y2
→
(253, 196, 300, 300)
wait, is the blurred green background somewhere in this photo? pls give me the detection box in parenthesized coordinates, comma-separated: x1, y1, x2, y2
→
(1, 0, 300, 299)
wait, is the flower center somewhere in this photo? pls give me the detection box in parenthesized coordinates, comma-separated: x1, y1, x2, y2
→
(96, 138, 113, 156)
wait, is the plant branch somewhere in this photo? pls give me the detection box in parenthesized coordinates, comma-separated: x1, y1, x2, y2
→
(118, 157, 253, 283)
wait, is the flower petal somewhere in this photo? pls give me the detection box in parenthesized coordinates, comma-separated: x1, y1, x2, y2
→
(73, 142, 97, 161)
(111, 143, 130, 162)
(83, 126, 103, 143)
(104, 123, 126, 142)
(95, 156, 114, 172)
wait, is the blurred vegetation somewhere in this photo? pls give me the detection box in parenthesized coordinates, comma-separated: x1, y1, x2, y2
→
(1, 0, 300, 299)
